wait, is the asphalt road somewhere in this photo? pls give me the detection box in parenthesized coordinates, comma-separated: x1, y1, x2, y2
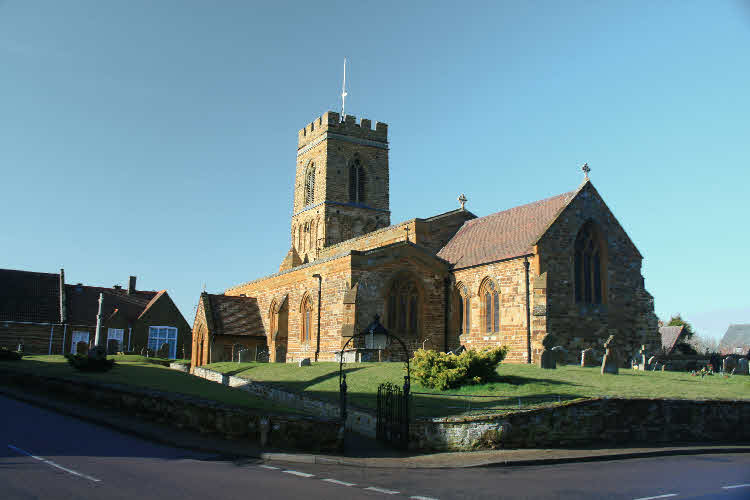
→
(1, 394, 748, 500)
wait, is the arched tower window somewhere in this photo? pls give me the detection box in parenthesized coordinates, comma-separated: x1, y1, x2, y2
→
(479, 278, 500, 333)
(304, 163, 315, 206)
(349, 157, 365, 204)
(385, 275, 420, 337)
(300, 294, 313, 342)
(574, 221, 606, 304)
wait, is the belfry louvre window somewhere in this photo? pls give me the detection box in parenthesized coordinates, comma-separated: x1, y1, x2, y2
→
(304, 164, 315, 206)
(349, 158, 365, 203)
(301, 295, 313, 342)
(574, 221, 605, 304)
(479, 279, 500, 333)
(386, 278, 420, 336)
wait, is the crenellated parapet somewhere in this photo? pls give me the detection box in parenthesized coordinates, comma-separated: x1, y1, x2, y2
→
(298, 111, 388, 149)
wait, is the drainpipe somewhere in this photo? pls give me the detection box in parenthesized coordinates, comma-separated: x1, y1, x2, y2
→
(524, 257, 532, 364)
(312, 274, 322, 362)
(48, 325, 54, 355)
(443, 278, 450, 353)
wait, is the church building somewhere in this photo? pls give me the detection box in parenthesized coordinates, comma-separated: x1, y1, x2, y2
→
(191, 110, 659, 367)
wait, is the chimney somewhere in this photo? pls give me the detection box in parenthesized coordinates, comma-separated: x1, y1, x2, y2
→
(59, 268, 67, 323)
(128, 276, 137, 295)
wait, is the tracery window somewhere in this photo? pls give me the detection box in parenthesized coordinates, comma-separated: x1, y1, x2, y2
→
(349, 157, 365, 203)
(304, 163, 315, 206)
(300, 294, 313, 342)
(479, 278, 500, 334)
(386, 277, 420, 336)
(574, 221, 605, 304)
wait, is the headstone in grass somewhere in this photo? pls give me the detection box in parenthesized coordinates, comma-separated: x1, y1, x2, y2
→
(157, 343, 170, 359)
(298, 357, 311, 367)
(539, 334, 556, 369)
(552, 346, 568, 364)
(648, 355, 657, 368)
(736, 358, 748, 375)
(581, 348, 597, 367)
(637, 345, 647, 370)
(601, 335, 619, 375)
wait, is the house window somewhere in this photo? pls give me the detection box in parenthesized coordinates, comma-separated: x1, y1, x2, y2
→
(304, 163, 315, 206)
(301, 295, 313, 342)
(148, 326, 178, 359)
(71, 331, 89, 355)
(349, 157, 365, 203)
(385, 277, 420, 337)
(574, 221, 605, 304)
(107, 328, 124, 354)
(479, 278, 500, 334)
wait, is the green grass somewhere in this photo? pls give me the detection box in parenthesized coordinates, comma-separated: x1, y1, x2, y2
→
(0, 355, 303, 415)
(108, 354, 190, 366)
(206, 361, 750, 417)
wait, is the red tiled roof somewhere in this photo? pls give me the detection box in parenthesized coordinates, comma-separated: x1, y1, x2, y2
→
(0, 268, 61, 323)
(659, 325, 686, 355)
(205, 294, 264, 337)
(437, 189, 578, 268)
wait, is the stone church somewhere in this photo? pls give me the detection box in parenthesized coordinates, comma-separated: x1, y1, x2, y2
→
(191, 110, 659, 367)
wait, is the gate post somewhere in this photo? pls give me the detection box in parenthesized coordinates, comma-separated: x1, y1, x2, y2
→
(340, 372, 348, 422)
(402, 375, 410, 449)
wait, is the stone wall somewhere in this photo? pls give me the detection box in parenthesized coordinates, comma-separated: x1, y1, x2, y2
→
(0, 368, 342, 452)
(411, 397, 750, 451)
(193, 366, 376, 438)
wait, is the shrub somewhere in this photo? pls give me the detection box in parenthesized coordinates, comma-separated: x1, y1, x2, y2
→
(0, 347, 23, 361)
(65, 354, 115, 372)
(411, 346, 508, 390)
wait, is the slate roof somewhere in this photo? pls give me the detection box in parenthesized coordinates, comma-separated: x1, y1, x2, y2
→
(659, 325, 686, 355)
(437, 189, 578, 268)
(204, 294, 264, 337)
(719, 324, 750, 353)
(65, 285, 158, 326)
(0, 268, 61, 323)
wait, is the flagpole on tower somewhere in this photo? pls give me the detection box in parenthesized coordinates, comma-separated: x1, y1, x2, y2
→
(341, 58, 348, 122)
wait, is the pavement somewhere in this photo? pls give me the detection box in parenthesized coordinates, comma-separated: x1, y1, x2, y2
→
(1, 383, 748, 470)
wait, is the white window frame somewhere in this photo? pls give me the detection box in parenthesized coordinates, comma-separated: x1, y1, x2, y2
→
(71, 331, 89, 354)
(107, 328, 125, 353)
(148, 326, 178, 359)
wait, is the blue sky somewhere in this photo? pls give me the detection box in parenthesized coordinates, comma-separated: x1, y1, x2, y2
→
(1, 1, 748, 340)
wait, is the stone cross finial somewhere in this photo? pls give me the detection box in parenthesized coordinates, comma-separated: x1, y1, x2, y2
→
(458, 193, 467, 210)
(582, 163, 591, 179)
(403, 226, 411, 242)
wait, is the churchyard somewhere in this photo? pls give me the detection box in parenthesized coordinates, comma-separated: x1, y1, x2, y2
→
(204, 360, 750, 418)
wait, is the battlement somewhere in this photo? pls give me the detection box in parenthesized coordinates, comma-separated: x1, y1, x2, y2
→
(298, 111, 388, 149)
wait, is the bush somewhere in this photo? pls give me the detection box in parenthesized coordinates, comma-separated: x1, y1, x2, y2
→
(65, 354, 115, 372)
(0, 347, 23, 361)
(411, 346, 508, 390)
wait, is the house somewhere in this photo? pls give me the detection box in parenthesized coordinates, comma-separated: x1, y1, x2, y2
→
(0, 268, 190, 358)
(719, 324, 750, 355)
(658, 325, 687, 356)
(191, 110, 660, 367)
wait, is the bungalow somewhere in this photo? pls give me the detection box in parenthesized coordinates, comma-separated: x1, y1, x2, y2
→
(0, 268, 190, 359)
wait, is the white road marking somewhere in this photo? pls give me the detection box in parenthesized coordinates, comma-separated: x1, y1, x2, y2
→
(632, 495, 677, 500)
(722, 484, 750, 489)
(365, 486, 400, 494)
(323, 478, 357, 486)
(283, 470, 315, 478)
(410, 496, 440, 500)
(258, 465, 280, 470)
(7, 444, 101, 483)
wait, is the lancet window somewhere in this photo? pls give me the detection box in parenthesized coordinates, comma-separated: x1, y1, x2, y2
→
(574, 221, 605, 304)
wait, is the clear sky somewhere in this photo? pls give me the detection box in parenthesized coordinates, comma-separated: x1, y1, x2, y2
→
(1, 1, 748, 340)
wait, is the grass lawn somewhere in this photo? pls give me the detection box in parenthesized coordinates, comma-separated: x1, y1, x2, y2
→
(0, 355, 302, 415)
(206, 361, 750, 417)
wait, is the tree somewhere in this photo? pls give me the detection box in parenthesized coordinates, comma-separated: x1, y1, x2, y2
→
(667, 314, 696, 340)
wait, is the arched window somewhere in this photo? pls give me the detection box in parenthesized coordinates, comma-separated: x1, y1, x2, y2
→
(300, 294, 313, 342)
(385, 276, 420, 336)
(349, 157, 365, 203)
(304, 163, 315, 206)
(456, 284, 471, 335)
(479, 278, 500, 334)
(574, 221, 605, 304)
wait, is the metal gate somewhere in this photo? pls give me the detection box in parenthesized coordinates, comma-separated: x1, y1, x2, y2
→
(376, 381, 410, 449)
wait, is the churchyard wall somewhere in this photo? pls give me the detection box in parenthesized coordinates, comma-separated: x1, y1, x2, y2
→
(0, 368, 343, 452)
(411, 397, 750, 451)
(537, 182, 660, 363)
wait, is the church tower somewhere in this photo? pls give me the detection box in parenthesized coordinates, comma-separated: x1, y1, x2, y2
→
(288, 111, 390, 264)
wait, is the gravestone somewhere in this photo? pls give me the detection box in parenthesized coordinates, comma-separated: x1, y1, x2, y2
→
(538, 334, 556, 369)
(648, 355, 657, 367)
(638, 345, 647, 370)
(157, 343, 170, 359)
(75, 341, 88, 355)
(581, 348, 597, 367)
(737, 358, 749, 375)
(722, 357, 737, 374)
(600, 335, 619, 375)
(298, 357, 311, 367)
(552, 346, 568, 365)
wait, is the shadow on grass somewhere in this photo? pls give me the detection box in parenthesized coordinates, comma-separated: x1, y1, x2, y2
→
(489, 373, 576, 387)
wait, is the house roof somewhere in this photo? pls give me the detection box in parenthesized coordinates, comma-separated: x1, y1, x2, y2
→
(659, 325, 686, 355)
(204, 293, 264, 337)
(0, 268, 61, 323)
(65, 284, 158, 326)
(719, 324, 750, 352)
(437, 188, 579, 268)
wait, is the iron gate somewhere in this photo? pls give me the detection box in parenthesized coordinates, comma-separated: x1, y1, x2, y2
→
(376, 380, 410, 449)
